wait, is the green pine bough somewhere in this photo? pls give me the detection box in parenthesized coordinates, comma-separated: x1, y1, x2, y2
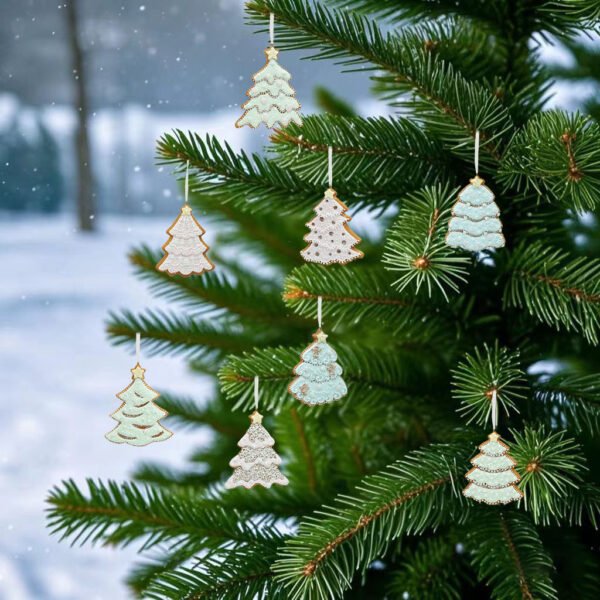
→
(47, 1, 600, 598)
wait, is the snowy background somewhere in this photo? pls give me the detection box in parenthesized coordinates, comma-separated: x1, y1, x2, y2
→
(0, 1, 595, 599)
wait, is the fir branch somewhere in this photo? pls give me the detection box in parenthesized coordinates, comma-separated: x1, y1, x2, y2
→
(533, 373, 600, 435)
(270, 114, 455, 190)
(466, 510, 558, 600)
(46, 479, 280, 551)
(107, 308, 296, 360)
(499, 111, 600, 212)
(336, 0, 600, 35)
(503, 241, 600, 344)
(283, 263, 458, 348)
(388, 535, 471, 600)
(512, 426, 584, 525)
(452, 343, 528, 427)
(219, 343, 442, 412)
(129, 245, 305, 329)
(383, 184, 471, 300)
(153, 392, 245, 436)
(247, 0, 513, 159)
(144, 547, 285, 600)
(272, 444, 467, 600)
(544, 531, 600, 600)
(158, 129, 411, 213)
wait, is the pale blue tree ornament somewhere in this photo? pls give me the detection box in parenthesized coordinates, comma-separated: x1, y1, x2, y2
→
(446, 176, 505, 252)
(446, 131, 505, 252)
(289, 329, 347, 405)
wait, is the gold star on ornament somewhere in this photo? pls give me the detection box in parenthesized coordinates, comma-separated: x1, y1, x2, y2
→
(131, 363, 146, 379)
(324, 188, 336, 200)
(265, 46, 279, 60)
(314, 329, 328, 343)
(470, 175, 485, 186)
(488, 431, 500, 442)
(250, 410, 263, 424)
(181, 204, 192, 215)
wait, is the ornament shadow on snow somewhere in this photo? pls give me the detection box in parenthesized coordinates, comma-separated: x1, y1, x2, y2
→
(225, 376, 289, 490)
(105, 333, 173, 447)
(446, 131, 505, 252)
(235, 13, 302, 129)
(289, 296, 348, 405)
(463, 389, 523, 505)
(301, 147, 363, 265)
(156, 161, 214, 277)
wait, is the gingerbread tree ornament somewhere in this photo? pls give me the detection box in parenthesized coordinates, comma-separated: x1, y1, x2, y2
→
(464, 431, 523, 505)
(236, 46, 302, 129)
(225, 411, 289, 490)
(106, 362, 172, 447)
(302, 188, 363, 265)
(156, 204, 214, 276)
(289, 328, 347, 405)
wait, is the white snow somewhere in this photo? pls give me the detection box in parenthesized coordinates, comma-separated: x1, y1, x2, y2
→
(0, 215, 212, 599)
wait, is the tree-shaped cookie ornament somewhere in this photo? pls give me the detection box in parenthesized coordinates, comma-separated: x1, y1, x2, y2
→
(301, 147, 363, 265)
(446, 131, 505, 252)
(106, 334, 173, 447)
(463, 390, 523, 505)
(156, 161, 214, 276)
(225, 377, 289, 490)
(289, 296, 347, 405)
(236, 14, 302, 129)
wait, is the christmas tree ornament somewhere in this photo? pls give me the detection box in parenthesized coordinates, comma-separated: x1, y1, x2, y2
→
(289, 296, 347, 405)
(106, 333, 173, 446)
(463, 390, 523, 505)
(156, 161, 214, 276)
(236, 13, 302, 129)
(301, 147, 363, 265)
(225, 376, 289, 490)
(446, 131, 505, 252)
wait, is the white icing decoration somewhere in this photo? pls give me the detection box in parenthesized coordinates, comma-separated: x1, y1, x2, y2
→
(225, 416, 288, 490)
(463, 433, 522, 505)
(301, 188, 363, 265)
(156, 205, 214, 276)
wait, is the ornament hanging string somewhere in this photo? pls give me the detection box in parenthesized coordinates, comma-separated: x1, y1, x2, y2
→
(474, 130, 480, 175)
(317, 295, 323, 329)
(269, 13, 275, 46)
(135, 332, 141, 364)
(254, 375, 260, 410)
(184, 160, 189, 204)
(327, 146, 333, 188)
(491, 387, 498, 430)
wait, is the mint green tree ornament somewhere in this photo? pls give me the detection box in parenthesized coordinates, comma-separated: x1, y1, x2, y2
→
(289, 297, 347, 405)
(446, 131, 505, 252)
(463, 390, 523, 505)
(105, 334, 173, 447)
(235, 14, 302, 129)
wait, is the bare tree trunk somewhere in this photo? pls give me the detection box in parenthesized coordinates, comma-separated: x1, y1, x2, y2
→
(65, 0, 95, 231)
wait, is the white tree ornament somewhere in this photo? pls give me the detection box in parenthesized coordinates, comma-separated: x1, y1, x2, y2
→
(463, 432, 523, 505)
(105, 363, 173, 447)
(236, 46, 302, 129)
(225, 411, 289, 490)
(301, 188, 363, 265)
(156, 204, 214, 276)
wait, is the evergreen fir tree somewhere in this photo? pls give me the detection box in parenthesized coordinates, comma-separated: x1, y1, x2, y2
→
(47, 2, 600, 599)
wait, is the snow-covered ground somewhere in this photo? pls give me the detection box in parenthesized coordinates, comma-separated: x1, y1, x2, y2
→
(0, 215, 212, 599)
